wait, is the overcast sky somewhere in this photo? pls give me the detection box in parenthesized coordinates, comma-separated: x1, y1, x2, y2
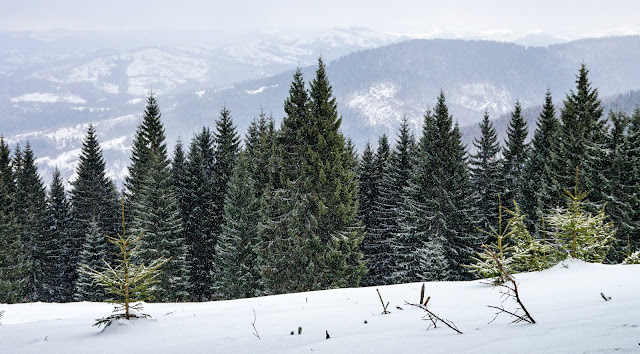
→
(2, 0, 639, 40)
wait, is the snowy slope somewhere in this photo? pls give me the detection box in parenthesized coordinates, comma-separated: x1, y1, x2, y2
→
(2, 260, 639, 353)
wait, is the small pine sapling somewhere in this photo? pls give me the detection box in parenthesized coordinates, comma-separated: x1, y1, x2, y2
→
(507, 201, 553, 272)
(465, 195, 514, 284)
(80, 200, 168, 327)
(622, 250, 640, 264)
(546, 168, 614, 263)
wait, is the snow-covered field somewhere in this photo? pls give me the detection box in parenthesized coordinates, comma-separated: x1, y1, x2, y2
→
(1, 260, 639, 353)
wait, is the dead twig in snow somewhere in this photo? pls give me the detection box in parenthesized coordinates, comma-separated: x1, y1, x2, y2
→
(483, 245, 536, 324)
(405, 301, 463, 334)
(376, 289, 390, 314)
(251, 308, 260, 339)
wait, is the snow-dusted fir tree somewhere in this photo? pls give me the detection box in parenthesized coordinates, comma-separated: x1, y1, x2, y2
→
(214, 153, 263, 299)
(502, 101, 529, 207)
(13, 143, 48, 301)
(556, 64, 606, 209)
(361, 135, 393, 286)
(522, 90, 561, 232)
(70, 125, 120, 298)
(381, 118, 417, 285)
(45, 168, 74, 302)
(358, 143, 377, 235)
(0, 139, 28, 303)
(603, 110, 639, 262)
(132, 153, 189, 301)
(469, 111, 503, 238)
(401, 93, 478, 282)
(74, 219, 108, 301)
(127, 94, 189, 301)
(184, 128, 217, 300)
(507, 201, 553, 272)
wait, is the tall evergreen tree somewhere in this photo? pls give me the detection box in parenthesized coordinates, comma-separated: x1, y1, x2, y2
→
(522, 90, 562, 229)
(14, 143, 48, 301)
(360, 135, 391, 286)
(469, 111, 503, 235)
(124, 92, 166, 207)
(502, 101, 529, 207)
(184, 128, 217, 300)
(304, 57, 365, 287)
(0, 138, 28, 303)
(381, 117, 417, 284)
(70, 125, 119, 301)
(557, 64, 606, 206)
(127, 94, 189, 301)
(45, 168, 74, 302)
(357, 142, 376, 233)
(400, 93, 478, 281)
(215, 152, 263, 299)
(604, 110, 639, 262)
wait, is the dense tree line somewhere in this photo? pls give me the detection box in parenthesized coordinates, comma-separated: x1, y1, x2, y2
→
(1, 62, 639, 304)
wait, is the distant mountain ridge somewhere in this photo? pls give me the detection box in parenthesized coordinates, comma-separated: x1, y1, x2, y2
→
(1, 33, 639, 186)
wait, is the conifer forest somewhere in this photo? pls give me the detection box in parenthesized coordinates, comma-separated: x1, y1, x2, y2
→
(2, 58, 640, 304)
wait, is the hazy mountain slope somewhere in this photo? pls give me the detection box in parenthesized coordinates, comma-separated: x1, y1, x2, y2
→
(2, 34, 640, 185)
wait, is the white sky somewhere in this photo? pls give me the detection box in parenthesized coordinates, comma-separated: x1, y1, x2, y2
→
(2, 0, 640, 40)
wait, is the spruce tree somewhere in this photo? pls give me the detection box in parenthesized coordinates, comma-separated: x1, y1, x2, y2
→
(469, 111, 502, 236)
(357, 143, 376, 233)
(74, 218, 108, 301)
(132, 152, 189, 301)
(209, 107, 241, 293)
(557, 64, 605, 206)
(127, 95, 189, 301)
(14, 143, 48, 301)
(184, 128, 217, 300)
(603, 111, 638, 262)
(401, 93, 478, 281)
(124, 92, 166, 208)
(305, 57, 365, 288)
(70, 125, 119, 301)
(45, 168, 74, 302)
(360, 135, 392, 286)
(522, 90, 561, 230)
(381, 117, 417, 284)
(0, 138, 28, 303)
(502, 101, 529, 207)
(215, 152, 263, 299)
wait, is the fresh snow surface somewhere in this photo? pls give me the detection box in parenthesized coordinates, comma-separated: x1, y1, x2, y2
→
(1, 260, 639, 353)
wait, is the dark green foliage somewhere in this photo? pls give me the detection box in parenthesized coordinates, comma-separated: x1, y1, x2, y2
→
(400, 93, 478, 281)
(132, 152, 189, 301)
(14, 143, 48, 301)
(128, 94, 189, 301)
(259, 60, 365, 293)
(603, 110, 640, 262)
(0, 139, 28, 303)
(215, 153, 263, 299)
(522, 90, 562, 231)
(469, 111, 503, 236)
(360, 135, 392, 286)
(357, 143, 376, 233)
(74, 219, 108, 301)
(70, 125, 120, 301)
(502, 101, 529, 206)
(381, 118, 416, 284)
(557, 64, 606, 205)
(125, 93, 167, 207)
(45, 169, 74, 302)
(184, 128, 217, 301)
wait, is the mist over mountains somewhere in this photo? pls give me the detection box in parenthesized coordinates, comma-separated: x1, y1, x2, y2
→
(1, 29, 639, 185)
